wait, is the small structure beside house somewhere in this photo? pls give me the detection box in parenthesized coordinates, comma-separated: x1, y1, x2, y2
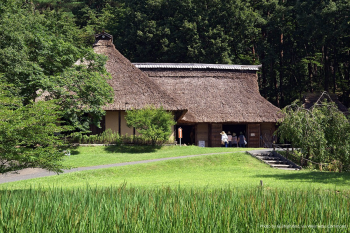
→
(303, 92, 349, 116)
(93, 32, 282, 147)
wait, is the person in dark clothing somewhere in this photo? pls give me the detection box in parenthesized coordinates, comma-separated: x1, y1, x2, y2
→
(238, 132, 246, 147)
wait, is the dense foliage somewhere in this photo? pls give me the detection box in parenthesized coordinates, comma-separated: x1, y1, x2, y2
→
(0, 0, 113, 131)
(0, 83, 69, 174)
(0, 0, 113, 172)
(277, 94, 350, 170)
(125, 106, 175, 145)
(33, 0, 350, 108)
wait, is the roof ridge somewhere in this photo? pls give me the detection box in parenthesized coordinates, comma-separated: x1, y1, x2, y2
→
(133, 63, 262, 71)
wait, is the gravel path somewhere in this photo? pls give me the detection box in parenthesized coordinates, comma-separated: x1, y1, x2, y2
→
(0, 152, 235, 184)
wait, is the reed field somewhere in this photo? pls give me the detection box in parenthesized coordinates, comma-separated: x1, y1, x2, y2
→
(0, 185, 349, 232)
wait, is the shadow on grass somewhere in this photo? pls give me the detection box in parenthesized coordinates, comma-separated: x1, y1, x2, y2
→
(61, 146, 81, 156)
(255, 170, 350, 187)
(103, 145, 162, 154)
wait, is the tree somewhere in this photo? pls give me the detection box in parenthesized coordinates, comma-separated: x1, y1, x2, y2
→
(125, 106, 175, 145)
(0, 82, 70, 174)
(276, 93, 350, 170)
(0, 0, 113, 132)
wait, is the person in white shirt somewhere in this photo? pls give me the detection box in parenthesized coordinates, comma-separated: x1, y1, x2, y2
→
(220, 131, 228, 147)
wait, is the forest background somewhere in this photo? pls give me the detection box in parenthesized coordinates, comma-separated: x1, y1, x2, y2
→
(8, 0, 350, 108)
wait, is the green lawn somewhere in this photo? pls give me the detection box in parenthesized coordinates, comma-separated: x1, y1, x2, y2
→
(2, 146, 350, 191)
(62, 145, 249, 167)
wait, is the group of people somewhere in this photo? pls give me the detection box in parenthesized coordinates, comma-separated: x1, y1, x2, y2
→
(220, 131, 246, 147)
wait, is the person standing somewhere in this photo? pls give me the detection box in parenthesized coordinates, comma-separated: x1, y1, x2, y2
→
(227, 131, 233, 147)
(238, 132, 246, 147)
(231, 133, 238, 147)
(220, 131, 228, 147)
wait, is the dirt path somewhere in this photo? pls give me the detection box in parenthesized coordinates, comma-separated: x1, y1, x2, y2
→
(0, 152, 236, 184)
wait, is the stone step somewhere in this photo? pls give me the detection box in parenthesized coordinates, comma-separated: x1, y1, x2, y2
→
(278, 167, 300, 171)
(270, 164, 292, 168)
(247, 150, 301, 171)
(256, 156, 280, 160)
(264, 160, 287, 164)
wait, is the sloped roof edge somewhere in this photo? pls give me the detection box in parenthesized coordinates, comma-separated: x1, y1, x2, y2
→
(134, 63, 261, 71)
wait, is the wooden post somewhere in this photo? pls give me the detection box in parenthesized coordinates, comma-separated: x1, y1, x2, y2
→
(178, 127, 182, 147)
(320, 163, 322, 171)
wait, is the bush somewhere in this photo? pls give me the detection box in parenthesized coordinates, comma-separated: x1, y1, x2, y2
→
(69, 129, 120, 144)
(68, 130, 171, 146)
(277, 97, 350, 171)
(125, 106, 175, 146)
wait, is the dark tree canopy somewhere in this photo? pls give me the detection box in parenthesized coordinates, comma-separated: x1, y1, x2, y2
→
(38, 0, 350, 109)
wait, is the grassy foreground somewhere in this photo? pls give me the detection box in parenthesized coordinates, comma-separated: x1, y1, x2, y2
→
(1, 146, 349, 232)
(2, 146, 350, 191)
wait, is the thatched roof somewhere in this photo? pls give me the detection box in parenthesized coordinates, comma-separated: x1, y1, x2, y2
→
(136, 65, 282, 123)
(303, 92, 349, 116)
(93, 34, 186, 113)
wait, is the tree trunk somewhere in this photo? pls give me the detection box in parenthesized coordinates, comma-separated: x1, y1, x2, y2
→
(323, 45, 329, 92)
(333, 47, 338, 94)
(308, 62, 313, 93)
(279, 32, 284, 105)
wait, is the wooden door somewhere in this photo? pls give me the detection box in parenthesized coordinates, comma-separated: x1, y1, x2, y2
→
(261, 129, 272, 148)
(210, 124, 222, 147)
(247, 124, 260, 147)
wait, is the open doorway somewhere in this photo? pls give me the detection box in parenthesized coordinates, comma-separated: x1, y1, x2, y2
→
(222, 124, 247, 138)
(175, 125, 195, 145)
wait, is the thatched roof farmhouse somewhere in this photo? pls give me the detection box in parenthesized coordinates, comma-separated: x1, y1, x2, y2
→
(94, 32, 282, 147)
(135, 63, 282, 147)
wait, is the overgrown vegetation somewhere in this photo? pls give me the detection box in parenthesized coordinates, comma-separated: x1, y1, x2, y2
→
(277, 94, 350, 171)
(0, 186, 348, 232)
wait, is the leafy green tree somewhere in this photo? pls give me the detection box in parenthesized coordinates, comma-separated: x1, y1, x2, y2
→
(0, 82, 70, 174)
(277, 96, 350, 170)
(0, 0, 113, 131)
(125, 106, 175, 146)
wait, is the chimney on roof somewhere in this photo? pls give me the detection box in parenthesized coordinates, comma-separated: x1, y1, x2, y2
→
(94, 31, 113, 43)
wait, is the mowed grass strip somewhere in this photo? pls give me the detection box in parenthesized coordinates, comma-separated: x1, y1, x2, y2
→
(0, 186, 349, 232)
(2, 150, 350, 191)
(62, 145, 249, 167)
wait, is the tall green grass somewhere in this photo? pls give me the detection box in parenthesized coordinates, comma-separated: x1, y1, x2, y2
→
(0, 186, 348, 232)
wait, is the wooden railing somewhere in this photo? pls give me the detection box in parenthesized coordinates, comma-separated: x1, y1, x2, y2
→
(272, 144, 330, 171)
